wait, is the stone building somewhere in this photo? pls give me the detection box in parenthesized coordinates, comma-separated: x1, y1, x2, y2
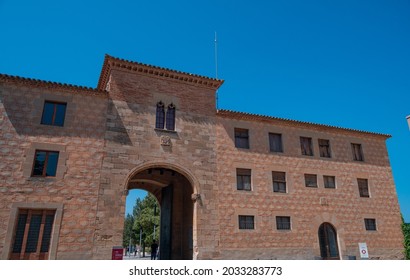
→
(0, 55, 404, 260)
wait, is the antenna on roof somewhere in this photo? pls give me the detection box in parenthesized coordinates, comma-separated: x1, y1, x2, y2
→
(215, 31, 219, 109)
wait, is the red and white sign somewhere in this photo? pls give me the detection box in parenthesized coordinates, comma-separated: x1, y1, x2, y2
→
(358, 243, 369, 259)
(111, 246, 123, 260)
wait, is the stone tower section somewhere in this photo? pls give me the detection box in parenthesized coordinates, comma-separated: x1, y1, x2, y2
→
(93, 55, 224, 259)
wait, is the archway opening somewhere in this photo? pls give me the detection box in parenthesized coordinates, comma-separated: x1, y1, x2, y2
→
(318, 222, 340, 260)
(126, 167, 193, 260)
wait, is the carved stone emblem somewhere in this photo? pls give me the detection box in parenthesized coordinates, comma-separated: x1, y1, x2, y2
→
(160, 136, 171, 146)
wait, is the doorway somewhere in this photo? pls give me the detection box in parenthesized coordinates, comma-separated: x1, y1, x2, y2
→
(318, 222, 340, 260)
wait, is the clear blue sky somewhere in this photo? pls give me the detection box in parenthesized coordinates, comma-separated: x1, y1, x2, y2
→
(1, 0, 409, 221)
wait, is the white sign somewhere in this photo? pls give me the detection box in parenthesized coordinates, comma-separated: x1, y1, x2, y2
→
(359, 243, 369, 259)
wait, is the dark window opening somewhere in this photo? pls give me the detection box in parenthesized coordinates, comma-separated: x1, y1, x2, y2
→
(324, 176, 336, 189)
(304, 174, 318, 188)
(155, 102, 165, 129)
(365, 218, 377, 231)
(319, 139, 331, 158)
(272, 171, 286, 193)
(41, 101, 67, 127)
(32, 150, 59, 177)
(358, 178, 370, 197)
(239, 215, 254, 230)
(276, 216, 291, 230)
(235, 128, 250, 149)
(165, 104, 176, 131)
(269, 133, 283, 153)
(236, 168, 251, 191)
(300, 137, 313, 156)
(352, 143, 364, 161)
(318, 223, 340, 260)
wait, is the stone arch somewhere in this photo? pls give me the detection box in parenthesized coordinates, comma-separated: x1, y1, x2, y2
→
(123, 161, 200, 195)
(123, 161, 200, 260)
(311, 213, 346, 259)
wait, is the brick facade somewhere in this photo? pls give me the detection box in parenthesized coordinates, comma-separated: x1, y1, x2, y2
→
(0, 55, 404, 260)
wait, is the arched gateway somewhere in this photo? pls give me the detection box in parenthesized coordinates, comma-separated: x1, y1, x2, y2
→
(124, 163, 197, 260)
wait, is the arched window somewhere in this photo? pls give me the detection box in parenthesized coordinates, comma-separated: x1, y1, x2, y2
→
(155, 102, 165, 129)
(318, 223, 340, 260)
(165, 103, 175, 131)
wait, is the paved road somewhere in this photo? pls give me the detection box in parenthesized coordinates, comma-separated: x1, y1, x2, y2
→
(123, 254, 155, 260)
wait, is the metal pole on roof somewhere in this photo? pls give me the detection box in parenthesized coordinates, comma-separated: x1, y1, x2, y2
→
(215, 31, 219, 109)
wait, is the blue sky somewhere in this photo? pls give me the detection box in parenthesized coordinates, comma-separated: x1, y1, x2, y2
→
(1, 0, 409, 221)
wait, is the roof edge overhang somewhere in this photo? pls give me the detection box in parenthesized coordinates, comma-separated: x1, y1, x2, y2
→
(97, 54, 224, 91)
(217, 109, 391, 139)
(0, 73, 108, 97)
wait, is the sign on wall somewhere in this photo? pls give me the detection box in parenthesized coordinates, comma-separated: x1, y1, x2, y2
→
(358, 243, 369, 259)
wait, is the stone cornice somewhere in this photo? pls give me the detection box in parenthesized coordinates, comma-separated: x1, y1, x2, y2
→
(217, 109, 391, 139)
(0, 73, 107, 97)
(97, 54, 224, 91)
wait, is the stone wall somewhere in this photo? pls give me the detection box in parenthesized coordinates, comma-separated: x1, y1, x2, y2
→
(215, 115, 404, 259)
(0, 81, 107, 259)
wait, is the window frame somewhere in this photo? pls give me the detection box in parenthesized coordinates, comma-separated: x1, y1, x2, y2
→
(269, 133, 283, 153)
(318, 139, 331, 158)
(234, 128, 250, 149)
(276, 216, 291, 230)
(165, 103, 176, 131)
(300, 137, 314, 156)
(304, 174, 318, 188)
(40, 101, 67, 127)
(238, 215, 255, 230)
(352, 143, 364, 161)
(364, 218, 377, 231)
(236, 168, 252, 191)
(155, 101, 165, 129)
(323, 175, 336, 189)
(31, 150, 60, 177)
(272, 171, 287, 193)
(357, 178, 370, 198)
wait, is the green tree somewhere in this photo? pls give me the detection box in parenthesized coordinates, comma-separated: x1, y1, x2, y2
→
(133, 193, 160, 251)
(402, 215, 410, 260)
(122, 213, 135, 248)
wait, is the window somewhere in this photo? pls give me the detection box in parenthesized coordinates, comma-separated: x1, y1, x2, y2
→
(319, 139, 331, 158)
(41, 101, 67, 126)
(10, 209, 56, 260)
(155, 102, 165, 129)
(236, 168, 251, 191)
(352, 143, 364, 161)
(300, 137, 313, 156)
(269, 133, 283, 153)
(235, 128, 249, 149)
(272, 171, 286, 193)
(304, 174, 318, 188)
(324, 176, 336, 189)
(364, 218, 377, 231)
(156, 102, 176, 131)
(238, 215, 254, 230)
(276, 216, 291, 230)
(32, 150, 59, 177)
(358, 178, 370, 197)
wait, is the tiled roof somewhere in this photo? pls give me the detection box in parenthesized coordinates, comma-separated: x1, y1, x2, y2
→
(97, 54, 224, 90)
(0, 73, 107, 96)
(217, 109, 391, 138)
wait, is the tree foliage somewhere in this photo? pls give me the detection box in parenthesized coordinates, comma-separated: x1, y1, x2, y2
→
(122, 193, 160, 250)
(402, 215, 410, 260)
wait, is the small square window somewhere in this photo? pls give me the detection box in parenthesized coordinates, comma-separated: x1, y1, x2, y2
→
(352, 143, 364, 161)
(358, 178, 370, 197)
(269, 133, 283, 153)
(32, 150, 59, 177)
(41, 101, 67, 127)
(324, 176, 336, 189)
(304, 174, 318, 188)
(235, 128, 249, 149)
(300, 137, 313, 156)
(319, 139, 331, 158)
(238, 215, 254, 230)
(276, 216, 291, 230)
(272, 171, 286, 193)
(364, 218, 377, 231)
(236, 168, 251, 191)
